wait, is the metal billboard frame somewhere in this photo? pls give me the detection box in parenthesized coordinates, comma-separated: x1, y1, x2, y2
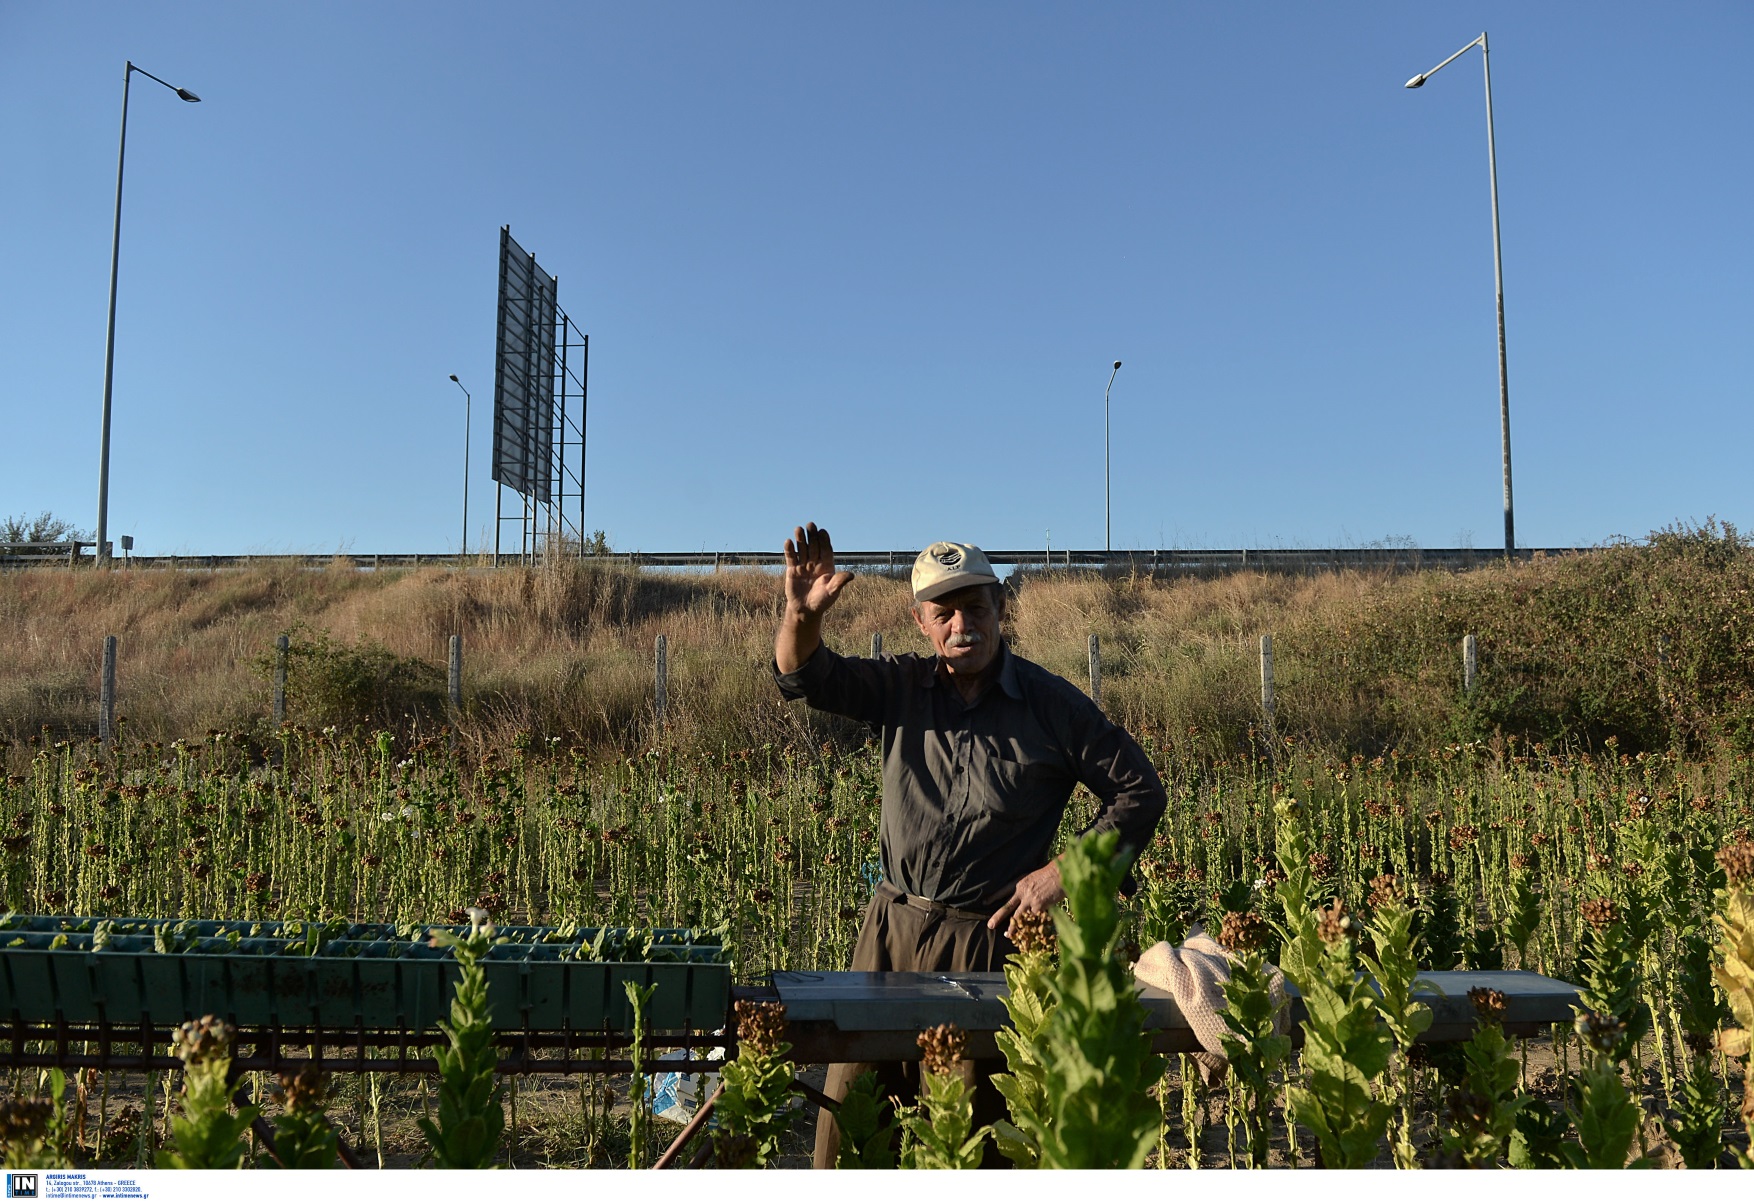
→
(491, 226, 587, 561)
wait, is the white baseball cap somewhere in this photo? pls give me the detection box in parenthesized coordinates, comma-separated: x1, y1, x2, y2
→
(911, 541, 1000, 602)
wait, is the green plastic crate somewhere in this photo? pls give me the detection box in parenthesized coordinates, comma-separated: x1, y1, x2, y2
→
(0, 917, 729, 1034)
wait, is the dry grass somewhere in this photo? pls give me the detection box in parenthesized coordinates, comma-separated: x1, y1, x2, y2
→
(0, 559, 928, 754)
(7, 522, 1754, 761)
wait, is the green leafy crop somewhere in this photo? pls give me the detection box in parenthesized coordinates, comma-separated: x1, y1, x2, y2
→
(1015, 829, 1163, 1170)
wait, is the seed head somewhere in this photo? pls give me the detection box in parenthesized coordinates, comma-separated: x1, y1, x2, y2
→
(1717, 839, 1754, 888)
(1448, 824, 1479, 849)
(917, 1022, 968, 1077)
(1308, 852, 1336, 878)
(173, 1015, 235, 1066)
(1316, 899, 1352, 946)
(1574, 1011, 1625, 1056)
(1580, 898, 1620, 933)
(734, 1000, 788, 1056)
(1010, 908, 1058, 956)
(1468, 987, 1508, 1025)
(1218, 910, 1268, 954)
(1367, 873, 1406, 909)
(274, 1065, 328, 1114)
(0, 1097, 52, 1144)
(1510, 852, 1533, 871)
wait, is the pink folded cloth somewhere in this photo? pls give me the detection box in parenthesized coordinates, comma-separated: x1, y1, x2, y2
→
(1132, 924, 1289, 1085)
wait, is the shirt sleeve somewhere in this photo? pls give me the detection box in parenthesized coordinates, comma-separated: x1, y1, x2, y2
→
(1062, 693, 1168, 867)
(771, 642, 894, 726)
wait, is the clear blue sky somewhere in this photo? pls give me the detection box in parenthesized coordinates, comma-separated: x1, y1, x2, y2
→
(3, 2, 1750, 554)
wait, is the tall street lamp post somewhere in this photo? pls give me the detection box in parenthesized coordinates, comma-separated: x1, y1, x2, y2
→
(1405, 32, 1515, 556)
(449, 375, 472, 557)
(1104, 360, 1122, 554)
(96, 61, 201, 565)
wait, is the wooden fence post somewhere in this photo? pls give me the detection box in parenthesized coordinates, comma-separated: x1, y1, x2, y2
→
(1088, 634, 1102, 706)
(654, 634, 668, 724)
(273, 634, 289, 723)
(870, 632, 883, 658)
(1463, 633, 1478, 695)
(1259, 634, 1275, 729)
(99, 635, 117, 745)
(448, 635, 463, 711)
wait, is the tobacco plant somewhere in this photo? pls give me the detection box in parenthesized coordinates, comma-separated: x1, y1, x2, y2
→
(416, 910, 505, 1169)
(1714, 839, 1754, 1166)
(0, 1071, 71, 1169)
(623, 980, 656, 1169)
(1018, 829, 1163, 1169)
(264, 1066, 340, 1169)
(991, 907, 1057, 1168)
(713, 1000, 796, 1168)
(833, 1071, 898, 1169)
(1434, 988, 1526, 1167)
(1565, 1012, 1644, 1168)
(1215, 910, 1289, 1168)
(1576, 898, 1648, 1065)
(1504, 854, 1543, 969)
(160, 1016, 257, 1170)
(1272, 799, 1393, 1169)
(1358, 873, 1432, 1169)
(1665, 931, 1726, 1168)
(902, 1024, 988, 1169)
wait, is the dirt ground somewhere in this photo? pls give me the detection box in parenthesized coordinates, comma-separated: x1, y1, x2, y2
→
(8, 1039, 1746, 1169)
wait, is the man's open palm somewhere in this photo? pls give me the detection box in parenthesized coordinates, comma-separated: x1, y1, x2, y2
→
(784, 523, 854, 618)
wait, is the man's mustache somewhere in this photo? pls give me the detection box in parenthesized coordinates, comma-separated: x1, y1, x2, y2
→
(946, 632, 985, 648)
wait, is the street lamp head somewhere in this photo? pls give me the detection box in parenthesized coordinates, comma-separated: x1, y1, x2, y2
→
(175, 88, 201, 102)
(449, 374, 459, 382)
(1404, 74, 1427, 89)
(1112, 360, 1123, 370)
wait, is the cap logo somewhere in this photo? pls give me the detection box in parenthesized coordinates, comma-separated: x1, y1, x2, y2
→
(932, 545, 963, 567)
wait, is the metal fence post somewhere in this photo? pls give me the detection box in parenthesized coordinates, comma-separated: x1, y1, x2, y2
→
(655, 634, 668, 724)
(1259, 634, 1275, 728)
(870, 632, 883, 658)
(448, 635, 463, 711)
(273, 634, 289, 723)
(99, 635, 117, 745)
(1088, 634, 1102, 706)
(1463, 633, 1478, 694)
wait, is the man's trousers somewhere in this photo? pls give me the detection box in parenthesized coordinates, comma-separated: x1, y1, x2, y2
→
(810, 881, 1017, 1169)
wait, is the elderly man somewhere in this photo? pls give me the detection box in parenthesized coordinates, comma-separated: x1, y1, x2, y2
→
(773, 523, 1168, 1168)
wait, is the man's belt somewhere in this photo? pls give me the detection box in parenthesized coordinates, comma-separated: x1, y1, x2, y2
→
(875, 880, 995, 924)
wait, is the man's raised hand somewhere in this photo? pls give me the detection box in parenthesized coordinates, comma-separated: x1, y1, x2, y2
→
(783, 522, 854, 620)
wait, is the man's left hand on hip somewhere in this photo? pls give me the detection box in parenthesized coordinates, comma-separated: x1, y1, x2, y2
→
(988, 860, 1065, 936)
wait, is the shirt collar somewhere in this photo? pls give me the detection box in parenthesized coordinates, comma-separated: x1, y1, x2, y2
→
(922, 641, 1021, 700)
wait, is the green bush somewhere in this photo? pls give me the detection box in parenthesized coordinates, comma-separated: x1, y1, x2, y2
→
(257, 624, 446, 731)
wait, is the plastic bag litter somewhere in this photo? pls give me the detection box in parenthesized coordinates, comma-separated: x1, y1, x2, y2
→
(645, 1045, 725, 1124)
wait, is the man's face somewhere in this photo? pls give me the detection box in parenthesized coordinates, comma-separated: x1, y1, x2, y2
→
(912, 584, 1005, 676)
